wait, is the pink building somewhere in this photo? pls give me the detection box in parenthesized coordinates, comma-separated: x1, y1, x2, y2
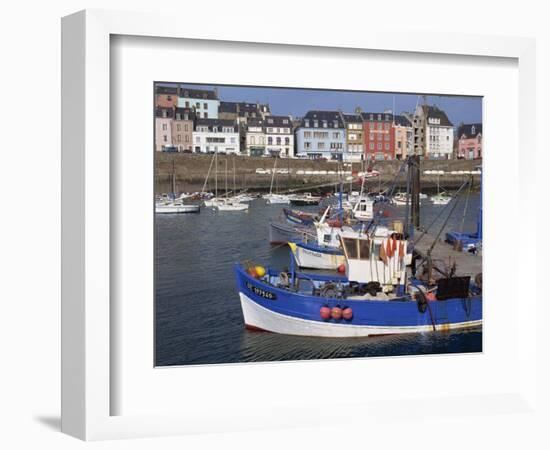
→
(155, 107, 175, 152)
(457, 123, 482, 159)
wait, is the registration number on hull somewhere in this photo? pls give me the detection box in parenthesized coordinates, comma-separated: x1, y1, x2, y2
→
(246, 282, 277, 300)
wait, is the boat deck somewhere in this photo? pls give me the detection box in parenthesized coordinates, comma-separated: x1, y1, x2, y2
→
(413, 230, 482, 278)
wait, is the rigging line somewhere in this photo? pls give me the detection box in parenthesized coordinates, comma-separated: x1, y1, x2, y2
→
(366, 159, 409, 237)
(459, 175, 473, 236)
(426, 177, 472, 256)
(414, 178, 470, 246)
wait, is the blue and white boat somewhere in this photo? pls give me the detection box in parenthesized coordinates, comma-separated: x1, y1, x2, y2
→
(235, 229, 481, 337)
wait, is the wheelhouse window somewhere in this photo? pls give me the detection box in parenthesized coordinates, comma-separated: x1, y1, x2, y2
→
(342, 238, 358, 259)
(358, 239, 370, 260)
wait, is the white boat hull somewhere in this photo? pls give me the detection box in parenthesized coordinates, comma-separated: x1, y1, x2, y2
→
(217, 203, 249, 211)
(155, 204, 200, 214)
(264, 195, 290, 204)
(240, 293, 482, 337)
(291, 244, 345, 270)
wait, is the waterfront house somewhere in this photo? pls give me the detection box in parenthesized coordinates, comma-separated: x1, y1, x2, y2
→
(245, 118, 266, 156)
(394, 115, 413, 160)
(412, 104, 454, 159)
(218, 102, 271, 121)
(342, 114, 364, 162)
(177, 87, 220, 119)
(192, 119, 240, 154)
(172, 107, 195, 152)
(155, 107, 175, 152)
(295, 111, 346, 160)
(264, 115, 294, 157)
(457, 123, 482, 159)
(361, 112, 395, 161)
(155, 85, 178, 108)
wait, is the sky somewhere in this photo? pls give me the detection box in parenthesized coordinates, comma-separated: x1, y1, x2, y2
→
(158, 82, 482, 126)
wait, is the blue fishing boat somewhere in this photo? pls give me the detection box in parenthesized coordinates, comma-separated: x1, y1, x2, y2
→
(283, 207, 318, 226)
(235, 156, 482, 338)
(235, 229, 481, 337)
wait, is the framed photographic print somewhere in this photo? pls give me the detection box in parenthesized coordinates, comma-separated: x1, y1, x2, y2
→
(62, 8, 539, 442)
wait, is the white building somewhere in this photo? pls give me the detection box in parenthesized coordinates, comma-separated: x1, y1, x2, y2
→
(192, 119, 240, 154)
(177, 87, 220, 119)
(245, 118, 266, 156)
(264, 115, 294, 157)
(414, 105, 454, 159)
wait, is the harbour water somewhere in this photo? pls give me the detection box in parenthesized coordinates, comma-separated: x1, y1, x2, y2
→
(155, 195, 482, 366)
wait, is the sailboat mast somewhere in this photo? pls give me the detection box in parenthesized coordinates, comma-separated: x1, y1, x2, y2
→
(225, 157, 228, 199)
(233, 155, 236, 194)
(172, 159, 176, 195)
(269, 158, 276, 195)
(215, 150, 218, 198)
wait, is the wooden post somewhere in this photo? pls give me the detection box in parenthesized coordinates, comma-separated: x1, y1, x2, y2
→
(411, 154, 421, 228)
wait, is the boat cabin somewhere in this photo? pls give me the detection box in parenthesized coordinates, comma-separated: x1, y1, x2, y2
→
(339, 227, 412, 290)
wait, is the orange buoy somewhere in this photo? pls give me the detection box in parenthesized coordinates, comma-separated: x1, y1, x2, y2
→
(342, 307, 353, 320)
(320, 306, 331, 320)
(426, 292, 437, 301)
(337, 264, 346, 274)
(247, 267, 258, 278)
(331, 307, 343, 320)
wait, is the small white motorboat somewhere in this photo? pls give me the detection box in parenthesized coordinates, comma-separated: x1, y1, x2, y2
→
(216, 202, 249, 211)
(264, 194, 291, 205)
(155, 202, 200, 214)
(430, 194, 452, 205)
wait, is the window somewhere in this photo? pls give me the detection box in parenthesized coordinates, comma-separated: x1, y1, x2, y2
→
(204, 113, 208, 119)
(377, 143, 382, 150)
(385, 143, 390, 150)
(333, 132, 340, 139)
(313, 120, 318, 127)
(204, 103, 208, 109)
(305, 120, 310, 127)
(196, 136, 201, 143)
(359, 239, 370, 260)
(162, 123, 167, 131)
(185, 101, 190, 107)
(276, 137, 281, 145)
(268, 137, 273, 145)
(333, 121, 338, 128)
(370, 133, 374, 141)
(177, 135, 181, 142)
(196, 102, 200, 108)
(318, 142, 325, 149)
(304, 142, 311, 149)
(185, 135, 189, 143)
(369, 143, 374, 150)
(177, 124, 181, 131)
(322, 120, 327, 128)
(285, 137, 290, 145)
(163, 135, 167, 142)
(267, 127, 274, 133)
(184, 124, 189, 132)
(250, 136, 256, 145)
(343, 238, 358, 259)
(377, 123, 383, 130)
(304, 131, 311, 138)
(385, 134, 390, 141)
(384, 123, 390, 130)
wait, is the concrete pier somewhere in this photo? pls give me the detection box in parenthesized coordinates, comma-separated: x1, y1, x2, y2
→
(155, 153, 482, 194)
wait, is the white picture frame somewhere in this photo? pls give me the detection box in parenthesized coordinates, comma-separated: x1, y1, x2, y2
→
(62, 9, 539, 441)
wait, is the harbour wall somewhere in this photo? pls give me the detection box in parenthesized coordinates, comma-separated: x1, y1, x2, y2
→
(155, 153, 482, 194)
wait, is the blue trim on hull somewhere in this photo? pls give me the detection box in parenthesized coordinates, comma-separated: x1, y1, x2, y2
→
(234, 264, 482, 329)
(293, 240, 344, 256)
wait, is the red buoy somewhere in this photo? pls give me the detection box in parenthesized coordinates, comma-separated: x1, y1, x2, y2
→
(337, 264, 346, 274)
(320, 306, 331, 320)
(247, 267, 258, 278)
(331, 307, 343, 320)
(342, 307, 353, 320)
(426, 292, 437, 301)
